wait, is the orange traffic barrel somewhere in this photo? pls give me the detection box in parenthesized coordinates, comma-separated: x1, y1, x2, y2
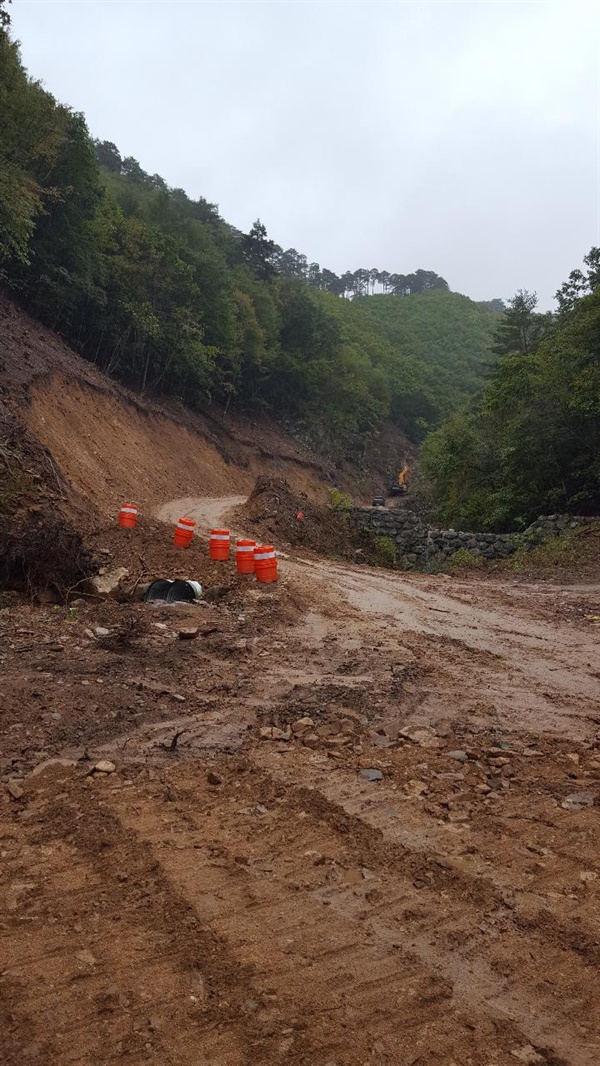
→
(174, 517, 195, 547)
(254, 545, 278, 583)
(119, 504, 138, 529)
(210, 529, 230, 560)
(235, 538, 256, 574)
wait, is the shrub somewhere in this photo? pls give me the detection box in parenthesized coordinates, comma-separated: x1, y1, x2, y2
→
(372, 535, 397, 568)
(449, 548, 484, 569)
(329, 488, 352, 512)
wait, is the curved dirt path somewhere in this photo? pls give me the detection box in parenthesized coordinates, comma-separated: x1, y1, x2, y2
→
(156, 494, 247, 534)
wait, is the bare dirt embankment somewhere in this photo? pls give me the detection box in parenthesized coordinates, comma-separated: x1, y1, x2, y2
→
(2, 298, 600, 1066)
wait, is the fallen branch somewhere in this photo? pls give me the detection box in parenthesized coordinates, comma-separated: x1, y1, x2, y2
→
(161, 729, 187, 753)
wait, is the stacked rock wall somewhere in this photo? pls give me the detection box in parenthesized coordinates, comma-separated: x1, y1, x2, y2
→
(347, 507, 587, 569)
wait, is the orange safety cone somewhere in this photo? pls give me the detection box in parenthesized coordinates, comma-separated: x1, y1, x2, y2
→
(235, 539, 256, 573)
(254, 545, 278, 583)
(210, 529, 230, 560)
(174, 517, 195, 547)
(119, 504, 138, 528)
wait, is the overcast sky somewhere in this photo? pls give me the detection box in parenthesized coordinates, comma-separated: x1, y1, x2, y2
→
(11, 0, 600, 307)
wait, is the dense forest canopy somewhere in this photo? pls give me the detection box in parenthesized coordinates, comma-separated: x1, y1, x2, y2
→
(422, 261, 600, 529)
(0, 11, 501, 460)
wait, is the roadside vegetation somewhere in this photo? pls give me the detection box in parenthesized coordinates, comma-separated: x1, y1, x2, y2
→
(421, 265, 600, 530)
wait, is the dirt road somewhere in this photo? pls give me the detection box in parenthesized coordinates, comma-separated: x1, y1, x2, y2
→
(2, 495, 599, 1066)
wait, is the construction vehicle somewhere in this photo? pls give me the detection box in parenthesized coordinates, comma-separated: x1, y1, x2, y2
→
(389, 464, 409, 497)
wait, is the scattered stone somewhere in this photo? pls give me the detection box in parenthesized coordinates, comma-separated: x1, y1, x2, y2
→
(75, 949, 97, 968)
(90, 567, 129, 597)
(178, 628, 199, 640)
(259, 726, 291, 741)
(94, 760, 116, 774)
(360, 768, 383, 782)
(580, 870, 598, 883)
(302, 734, 321, 749)
(172, 693, 186, 703)
(207, 771, 222, 787)
(510, 1046, 544, 1064)
(405, 779, 428, 796)
(324, 736, 350, 749)
(561, 792, 595, 810)
(340, 719, 356, 735)
(94, 627, 111, 638)
(369, 731, 393, 748)
(6, 780, 24, 800)
(291, 717, 315, 734)
(244, 999, 259, 1013)
(399, 725, 438, 747)
(316, 723, 339, 738)
(446, 750, 469, 762)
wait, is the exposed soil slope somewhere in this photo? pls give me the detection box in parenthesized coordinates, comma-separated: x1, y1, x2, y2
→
(0, 294, 412, 528)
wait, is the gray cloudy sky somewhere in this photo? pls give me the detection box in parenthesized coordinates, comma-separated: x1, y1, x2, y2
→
(11, 0, 600, 307)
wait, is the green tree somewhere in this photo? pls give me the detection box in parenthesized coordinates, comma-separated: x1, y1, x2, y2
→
(241, 219, 277, 280)
(0, 0, 11, 29)
(422, 255, 600, 530)
(492, 290, 549, 356)
(556, 247, 600, 313)
(0, 32, 68, 268)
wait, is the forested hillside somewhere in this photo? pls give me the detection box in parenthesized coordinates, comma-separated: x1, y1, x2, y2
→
(0, 8, 498, 460)
(422, 257, 600, 530)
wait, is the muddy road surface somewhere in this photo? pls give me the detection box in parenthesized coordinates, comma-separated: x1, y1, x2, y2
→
(1, 496, 599, 1066)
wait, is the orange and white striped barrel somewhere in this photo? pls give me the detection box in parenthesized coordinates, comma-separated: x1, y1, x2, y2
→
(210, 529, 230, 561)
(119, 504, 138, 529)
(235, 538, 256, 574)
(254, 545, 277, 583)
(174, 517, 195, 547)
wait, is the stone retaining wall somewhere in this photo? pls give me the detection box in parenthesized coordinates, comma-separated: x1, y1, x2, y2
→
(347, 507, 587, 569)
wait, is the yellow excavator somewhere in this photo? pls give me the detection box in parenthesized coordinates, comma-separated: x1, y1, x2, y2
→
(389, 464, 409, 497)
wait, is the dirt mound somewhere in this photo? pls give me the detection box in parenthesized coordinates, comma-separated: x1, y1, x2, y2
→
(0, 394, 94, 599)
(238, 476, 352, 555)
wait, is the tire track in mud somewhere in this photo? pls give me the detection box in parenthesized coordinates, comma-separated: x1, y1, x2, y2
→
(0, 777, 295, 1066)
(86, 759, 599, 1066)
(242, 754, 600, 1065)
